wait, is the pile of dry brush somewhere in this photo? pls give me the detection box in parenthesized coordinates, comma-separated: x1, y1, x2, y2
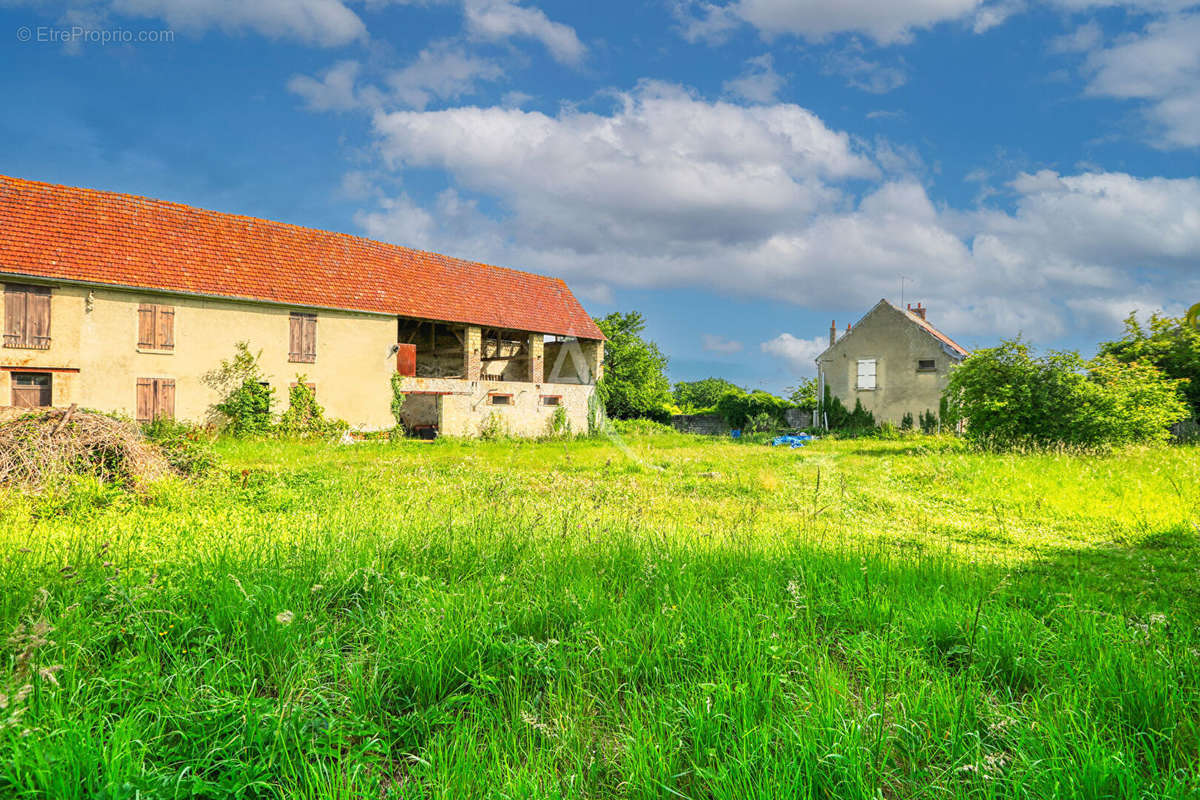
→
(0, 406, 171, 489)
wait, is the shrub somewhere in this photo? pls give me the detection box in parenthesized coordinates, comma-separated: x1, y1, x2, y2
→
(215, 379, 274, 436)
(142, 417, 216, 476)
(945, 339, 1188, 448)
(205, 342, 274, 436)
(715, 389, 790, 429)
(900, 412, 914, 431)
(919, 409, 938, 434)
(544, 404, 571, 438)
(277, 378, 347, 438)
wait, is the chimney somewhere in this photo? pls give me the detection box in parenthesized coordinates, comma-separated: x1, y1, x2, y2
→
(846, 323, 852, 335)
(908, 302, 927, 320)
(829, 320, 837, 346)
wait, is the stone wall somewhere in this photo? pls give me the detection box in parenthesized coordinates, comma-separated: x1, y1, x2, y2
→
(670, 414, 730, 435)
(784, 408, 813, 428)
(400, 375, 596, 437)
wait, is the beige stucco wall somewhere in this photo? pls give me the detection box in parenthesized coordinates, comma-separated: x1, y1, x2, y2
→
(817, 303, 962, 425)
(399, 376, 596, 437)
(1, 281, 397, 429)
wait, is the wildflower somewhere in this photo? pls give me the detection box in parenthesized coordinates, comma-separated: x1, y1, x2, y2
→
(276, 610, 295, 625)
(310, 584, 324, 593)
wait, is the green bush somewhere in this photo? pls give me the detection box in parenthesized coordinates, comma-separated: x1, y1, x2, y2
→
(715, 389, 790, 429)
(900, 412, 914, 431)
(204, 342, 274, 436)
(919, 409, 938, 434)
(277, 378, 347, 439)
(142, 418, 216, 476)
(945, 339, 1188, 448)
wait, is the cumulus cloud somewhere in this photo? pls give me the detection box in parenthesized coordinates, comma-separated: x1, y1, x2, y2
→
(386, 40, 503, 109)
(463, 0, 586, 64)
(679, 0, 992, 45)
(288, 61, 365, 112)
(1081, 11, 1200, 148)
(722, 54, 786, 104)
(760, 333, 827, 374)
(702, 334, 745, 354)
(349, 82, 1200, 343)
(106, 0, 365, 45)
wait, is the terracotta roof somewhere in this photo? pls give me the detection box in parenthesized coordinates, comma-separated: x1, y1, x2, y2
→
(895, 302, 969, 358)
(0, 175, 604, 340)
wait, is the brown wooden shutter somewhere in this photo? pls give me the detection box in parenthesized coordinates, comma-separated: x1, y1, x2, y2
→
(136, 378, 154, 422)
(289, 315, 302, 362)
(27, 288, 50, 349)
(138, 304, 156, 348)
(157, 379, 175, 420)
(157, 307, 174, 349)
(3, 287, 24, 348)
(304, 315, 316, 361)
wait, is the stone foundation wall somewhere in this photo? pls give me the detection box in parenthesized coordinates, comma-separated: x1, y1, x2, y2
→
(671, 414, 730, 435)
(400, 376, 596, 438)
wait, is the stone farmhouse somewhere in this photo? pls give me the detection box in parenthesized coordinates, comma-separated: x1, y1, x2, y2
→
(816, 299, 969, 426)
(0, 175, 605, 436)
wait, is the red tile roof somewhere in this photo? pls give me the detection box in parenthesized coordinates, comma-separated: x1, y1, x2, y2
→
(0, 175, 604, 340)
(895, 302, 969, 357)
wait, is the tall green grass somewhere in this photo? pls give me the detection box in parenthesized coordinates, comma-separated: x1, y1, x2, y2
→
(0, 434, 1196, 798)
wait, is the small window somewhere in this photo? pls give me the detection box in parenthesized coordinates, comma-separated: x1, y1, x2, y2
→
(11, 372, 52, 408)
(137, 303, 175, 350)
(289, 313, 317, 363)
(489, 393, 512, 406)
(4, 284, 51, 350)
(857, 359, 877, 390)
(540, 395, 562, 406)
(136, 378, 175, 423)
(917, 359, 936, 372)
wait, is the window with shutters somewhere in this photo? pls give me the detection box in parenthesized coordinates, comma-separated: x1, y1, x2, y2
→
(136, 378, 175, 422)
(3, 284, 52, 350)
(856, 359, 877, 390)
(289, 313, 317, 363)
(137, 303, 175, 351)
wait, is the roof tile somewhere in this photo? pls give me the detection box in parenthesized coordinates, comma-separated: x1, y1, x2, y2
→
(0, 175, 604, 340)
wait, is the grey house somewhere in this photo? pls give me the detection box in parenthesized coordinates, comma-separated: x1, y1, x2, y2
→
(815, 300, 969, 426)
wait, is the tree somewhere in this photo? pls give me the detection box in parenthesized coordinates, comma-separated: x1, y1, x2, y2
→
(945, 339, 1188, 448)
(594, 312, 672, 420)
(1099, 312, 1200, 418)
(673, 377, 743, 411)
(787, 377, 817, 408)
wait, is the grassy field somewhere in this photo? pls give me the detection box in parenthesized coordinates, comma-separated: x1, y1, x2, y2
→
(0, 431, 1197, 798)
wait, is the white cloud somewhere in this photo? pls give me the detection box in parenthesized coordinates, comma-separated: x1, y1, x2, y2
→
(463, 0, 586, 64)
(348, 82, 1200, 344)
(722, 54, 785, 104)
(113, 0, 366, 45)
(680, 0, 991, 45)
(386, 40, 503, 109)
(288, 60, 364, 112)
(760, 333, 827, 374)
(372, 81, 876, 256)
(1081, 11, 1200, 148)
(822, 43, 908, 93)
(702, 334, 745, 354)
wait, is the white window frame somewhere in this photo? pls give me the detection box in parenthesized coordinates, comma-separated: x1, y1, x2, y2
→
(856, 358, 877, 390)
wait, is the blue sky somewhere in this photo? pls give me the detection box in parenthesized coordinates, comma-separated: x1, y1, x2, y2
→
(2, 0, 1198, 393)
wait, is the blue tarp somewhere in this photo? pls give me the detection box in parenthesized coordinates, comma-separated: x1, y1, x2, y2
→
(771, 434, 812, 449)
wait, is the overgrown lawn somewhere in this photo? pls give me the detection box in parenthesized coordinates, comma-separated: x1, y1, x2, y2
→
(0, 433, 1197, 798)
